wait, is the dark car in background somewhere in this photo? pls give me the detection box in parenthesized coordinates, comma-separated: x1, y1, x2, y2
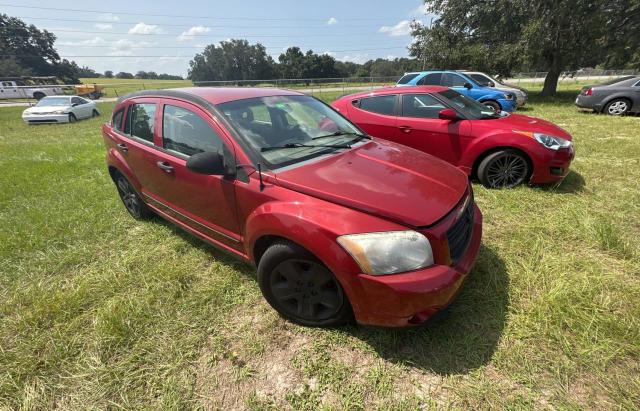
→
(575, 76, 640, 115)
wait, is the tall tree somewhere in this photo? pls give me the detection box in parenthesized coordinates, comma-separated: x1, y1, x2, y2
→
(188, 39, 275, 82)
(410, 0, 632, 95)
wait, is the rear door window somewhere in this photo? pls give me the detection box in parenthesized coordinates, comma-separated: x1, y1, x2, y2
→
(442, 74, 468, 87)
(358, 95, 396, 115)
(127, 103, 157, 143)
(417, 73, 442, 85)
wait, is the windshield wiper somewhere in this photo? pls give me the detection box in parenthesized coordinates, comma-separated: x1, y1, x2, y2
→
(312, 131, 370, 141)
(260, 142, 351, 152)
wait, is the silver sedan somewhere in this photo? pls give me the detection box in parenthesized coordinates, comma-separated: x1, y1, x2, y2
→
(22, 96, 100, 124)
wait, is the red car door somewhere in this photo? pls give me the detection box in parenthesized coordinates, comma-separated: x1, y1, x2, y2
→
(394, 93, 469, 165)
(346, 94, 398, 139)
(141, 99, 242, 251)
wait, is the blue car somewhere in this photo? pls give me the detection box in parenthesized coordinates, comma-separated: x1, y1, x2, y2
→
(397, 71, 517, 112)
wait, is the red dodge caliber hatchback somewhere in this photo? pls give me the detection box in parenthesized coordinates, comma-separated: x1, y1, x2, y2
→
(102, 88, 482, 327)
(332, 86, 575, 188)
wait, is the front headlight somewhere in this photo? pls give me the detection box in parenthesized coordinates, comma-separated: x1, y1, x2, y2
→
(504, 93, 514, 100)
(533, 133, 572, 150)
(337, 231, 434, 275)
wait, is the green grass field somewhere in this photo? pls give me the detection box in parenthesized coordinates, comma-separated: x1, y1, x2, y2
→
(1, 88, 639, 409)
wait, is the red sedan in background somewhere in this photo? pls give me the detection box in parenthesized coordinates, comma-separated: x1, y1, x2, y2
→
(332, 86, 575, 188)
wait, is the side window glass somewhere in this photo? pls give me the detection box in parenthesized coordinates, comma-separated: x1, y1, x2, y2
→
(442, 74, 468, 87)
(359, 95, 396, 115)
(71, 97, 81, 105)
(163, 105, 223, 157)
(402, 94, 446, 119)
(129, 103, 156, 143)
(112, 108, 124, 131)
(418, 73, 442, 85)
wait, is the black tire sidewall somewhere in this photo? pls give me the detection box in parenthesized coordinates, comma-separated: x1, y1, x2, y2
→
(257, 241, 353, 327)
(114, 173, 152, 220)
(478, 149, 530, 188)
(68, 114, 77, 123)
(483, 100, 501, 112)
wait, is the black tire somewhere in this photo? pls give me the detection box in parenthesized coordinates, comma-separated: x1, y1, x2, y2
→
(68, 113, 77, 123)
(33, 92, 45, 101)
(257, 241, 353, 327)
(477, 149, 530, 188)
(113, 172, 153, 220)
(92, 109, 100, 117)
(482, 100, 501, 112)
(604, 98, 631, 116)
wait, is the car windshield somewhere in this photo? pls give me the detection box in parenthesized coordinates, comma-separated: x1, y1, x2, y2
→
(437, 89, 503, 119)
(217, 95, 366, 168)
(36, 97, 70, 107)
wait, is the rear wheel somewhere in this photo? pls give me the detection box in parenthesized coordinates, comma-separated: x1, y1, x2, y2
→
(68, 113, 77, 123)
(258, 241, 353, 327)
(478, 149, 530, 188)
(92, 109, 100, 117)
(482, 100, 501, 112)
(113, 173, 153, 220)
(604, 99, 630, 116)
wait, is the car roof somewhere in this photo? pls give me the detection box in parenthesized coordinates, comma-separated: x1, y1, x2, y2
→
(341, 85, 448, 99)
(120, 87, 305, 105)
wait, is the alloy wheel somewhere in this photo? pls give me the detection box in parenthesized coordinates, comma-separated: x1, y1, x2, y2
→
(607, 100, 628, 115)
(486, 153, 528, 188)
(268, 259, 344, 321)
(116, 177, 142, 217)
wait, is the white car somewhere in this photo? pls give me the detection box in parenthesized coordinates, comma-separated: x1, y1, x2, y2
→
(462, 71, 529, 107)
(22, 96, 100, 124)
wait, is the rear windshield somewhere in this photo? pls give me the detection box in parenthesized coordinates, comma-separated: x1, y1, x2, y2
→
(397, 74, 420, 84)
(597, 76, 636, 86)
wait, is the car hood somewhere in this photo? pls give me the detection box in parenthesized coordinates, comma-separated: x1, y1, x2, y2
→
(477, 113, 572, 140)
(273, 140, 468, 227)
(24, 105, 70, 113)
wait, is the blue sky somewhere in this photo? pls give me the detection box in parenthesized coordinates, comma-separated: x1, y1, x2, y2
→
(2, 0, 435, 77)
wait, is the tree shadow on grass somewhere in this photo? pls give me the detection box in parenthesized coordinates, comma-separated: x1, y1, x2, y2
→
(342, 244, 509, 376)
(535, 170, 586, 194)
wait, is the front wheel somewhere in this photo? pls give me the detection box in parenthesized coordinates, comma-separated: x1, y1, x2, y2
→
(477, 149, 530, 188)
(92, 109, 100, 117)
(482, 100, 501, 112)
(258, 241, 353, 327)
(604, 99, 630, 116)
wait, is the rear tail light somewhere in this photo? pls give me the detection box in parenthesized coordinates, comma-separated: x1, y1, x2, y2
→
(584, 88, 593, 96)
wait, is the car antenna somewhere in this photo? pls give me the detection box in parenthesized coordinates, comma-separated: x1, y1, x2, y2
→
(258, 163, 265, 191)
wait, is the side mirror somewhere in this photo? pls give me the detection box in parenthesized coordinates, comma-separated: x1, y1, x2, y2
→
(438, 108, 459, 121)
(186, 151, 225, 175)
(71, 103, 78, 107)
(488, 81, 495, 87)
(463, 82, 473, 90)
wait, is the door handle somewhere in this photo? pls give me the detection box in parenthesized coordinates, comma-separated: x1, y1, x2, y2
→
(398, 126, 412, 133)
(116, 143, 128, 152)
(156, 161, 174, 173)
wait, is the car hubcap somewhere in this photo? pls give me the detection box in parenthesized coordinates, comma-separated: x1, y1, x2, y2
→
(486, 154, 527, 188)
(608, 101, 627, 115)
(116, 178, 140, 215)
(269, 259, 343, 321)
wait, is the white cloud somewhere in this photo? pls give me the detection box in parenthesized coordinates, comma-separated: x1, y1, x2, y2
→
(59, 37, 106, 46)
(322, 50, 335, 56)
(327, 17, 338, 25)
(128, 22, 162, 35)
(109, 39, 155, 56)
(177, 26, 211, 41)
(94, 23, 112, 30)
(340, 53, 369, 64)
(98, 13, 119, 22)
(379, 20, 413, 36)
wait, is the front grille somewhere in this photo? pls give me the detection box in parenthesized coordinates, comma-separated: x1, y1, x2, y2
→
(446, 194, 474, 265)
